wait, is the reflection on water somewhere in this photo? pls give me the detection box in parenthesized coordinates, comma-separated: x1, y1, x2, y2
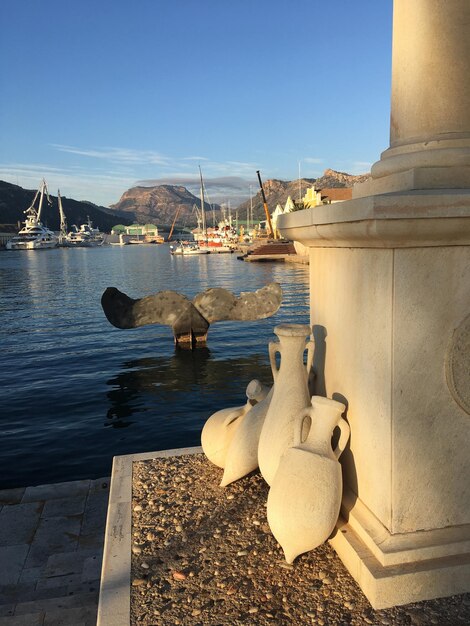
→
(0, 245, 309, 488)
(105, 350, 272, 429)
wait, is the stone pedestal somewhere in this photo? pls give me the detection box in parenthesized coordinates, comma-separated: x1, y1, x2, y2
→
(278, 196, 470, 608)
(278, 2, 470, 605)
(279, 2, 470, 606)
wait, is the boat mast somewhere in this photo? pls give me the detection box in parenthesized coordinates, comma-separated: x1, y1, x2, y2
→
(199, 165, 206, 236)
(58, 190, 67, 240)
(37, 179, 46, 222)
(249, 185, 253, 233)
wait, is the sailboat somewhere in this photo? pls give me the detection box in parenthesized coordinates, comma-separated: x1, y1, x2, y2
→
(6, 179, 58, 250)
(192, 167, 236, 253)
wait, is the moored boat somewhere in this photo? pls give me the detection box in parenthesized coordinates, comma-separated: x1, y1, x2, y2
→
(6, 179, 58, 250)
(63, 217, 105, 247)
(169, 241, 210, 255)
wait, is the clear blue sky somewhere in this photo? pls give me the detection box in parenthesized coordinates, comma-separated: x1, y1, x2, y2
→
(0, 0, 393, 207)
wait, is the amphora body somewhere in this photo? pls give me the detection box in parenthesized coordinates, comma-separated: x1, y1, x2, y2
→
(258, 324, 313, 486)
(201, 379, 269, 468)
(221, 386, 273, 486)
(267, 395, 350, 564)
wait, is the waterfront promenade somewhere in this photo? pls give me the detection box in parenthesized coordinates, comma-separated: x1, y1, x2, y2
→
(0, 478, 109, 625)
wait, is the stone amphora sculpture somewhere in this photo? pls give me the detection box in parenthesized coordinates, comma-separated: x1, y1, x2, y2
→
(201, 380, 269, 468)
(258, 324, 313, 486)
(220, 386, 274, 487)
(267, 395, 350, 564)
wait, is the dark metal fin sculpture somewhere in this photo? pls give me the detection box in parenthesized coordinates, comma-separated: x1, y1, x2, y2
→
(101, 283, 282, 347)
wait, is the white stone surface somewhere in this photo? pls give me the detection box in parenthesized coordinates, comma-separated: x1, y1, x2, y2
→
(308, 246, 394, 528)
(391, 246, 470, 532)
(278, 190, 470, 247)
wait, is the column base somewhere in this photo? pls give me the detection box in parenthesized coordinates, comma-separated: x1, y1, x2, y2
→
(329, 491, 470, 609)
(353, 166, 470, 198)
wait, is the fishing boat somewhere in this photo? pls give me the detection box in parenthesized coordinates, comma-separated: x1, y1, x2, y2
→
(6, 179, 58, 250)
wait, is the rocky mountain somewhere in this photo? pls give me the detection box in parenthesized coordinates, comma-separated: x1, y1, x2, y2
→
(237, 169, 370, 222)
(112, 169, 370, 228)
(111, 185, 220, 228)
(0, 180, 131, 233)
(314, 168, 369, 189)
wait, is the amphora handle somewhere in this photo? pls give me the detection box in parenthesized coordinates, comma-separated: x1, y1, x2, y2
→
(269, 341, 281, 381)
(305, 340, 314, 376)
(293, 406, 313, 447)
(333, 418, 350, 460)
(222, 406, 246, 427)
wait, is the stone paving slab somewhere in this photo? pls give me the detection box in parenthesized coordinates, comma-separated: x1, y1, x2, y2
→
(0, 477, 109, 625)
(0, 546, 29, 586)
(0, 502, 43, 547)
(21, 481, 91, 504)
(0, 613, 44, 625)
(24, 516, 82, 568)
(41, 496, 87, 519)
(0, 490, 25, 506)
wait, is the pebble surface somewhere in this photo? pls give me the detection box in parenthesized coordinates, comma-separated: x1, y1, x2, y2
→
(131, 454, 470, 625)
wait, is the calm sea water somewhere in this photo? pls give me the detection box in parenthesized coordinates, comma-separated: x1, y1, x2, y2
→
(0, 245, 309, 489)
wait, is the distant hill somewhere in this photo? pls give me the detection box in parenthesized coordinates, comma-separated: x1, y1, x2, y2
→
(237, 169, 370, 221)
(111, 185, 221, 228)
(0, 180, 131, 233)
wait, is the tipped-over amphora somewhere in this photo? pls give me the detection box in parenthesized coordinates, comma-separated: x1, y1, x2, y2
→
(220, 385, 273, 486)
(201, 379, 269, 468)
(267, 395, 350, 564)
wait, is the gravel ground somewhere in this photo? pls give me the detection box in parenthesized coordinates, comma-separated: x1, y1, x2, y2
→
(131, 454, 470, 625)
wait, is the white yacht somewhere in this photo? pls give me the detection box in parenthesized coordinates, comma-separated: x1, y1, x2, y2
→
(6, 179, 58, 250)
(169, 241, 210, 255)
(64, 218, 105, 247)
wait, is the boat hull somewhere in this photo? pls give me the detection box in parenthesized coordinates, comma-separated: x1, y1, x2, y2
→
(6, 239, 58, 250)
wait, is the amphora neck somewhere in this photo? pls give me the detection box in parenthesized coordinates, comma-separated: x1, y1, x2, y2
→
(299, 396, 346, 458)
(273, 324, 311, 369)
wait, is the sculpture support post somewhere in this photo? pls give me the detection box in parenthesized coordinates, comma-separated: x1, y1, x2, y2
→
(278, 0, 470, 609)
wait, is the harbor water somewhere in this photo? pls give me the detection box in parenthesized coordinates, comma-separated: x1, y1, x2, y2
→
(0, 244, 309, 489)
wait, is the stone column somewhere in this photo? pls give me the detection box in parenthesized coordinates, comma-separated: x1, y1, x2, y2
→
(354, 0, 470, 197)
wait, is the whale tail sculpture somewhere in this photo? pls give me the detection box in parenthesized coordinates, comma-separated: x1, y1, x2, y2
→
(101, 282, 282, 348)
